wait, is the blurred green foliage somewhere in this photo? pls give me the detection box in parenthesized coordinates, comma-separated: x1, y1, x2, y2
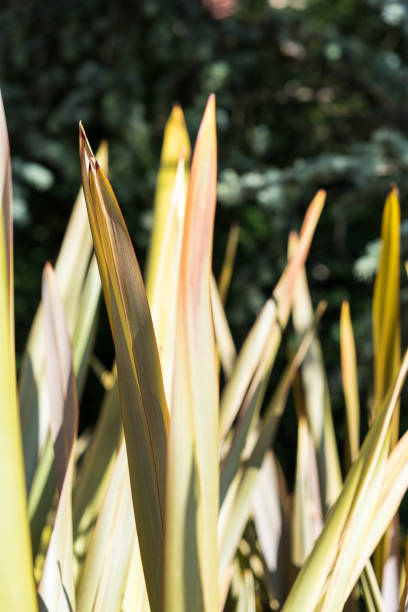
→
(1, 0, 408, 434)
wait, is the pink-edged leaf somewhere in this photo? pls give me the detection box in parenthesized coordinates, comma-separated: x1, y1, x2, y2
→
(165, 94, 219, 612)
(38, 263, 78, 611)
(79, 125, 168, 612)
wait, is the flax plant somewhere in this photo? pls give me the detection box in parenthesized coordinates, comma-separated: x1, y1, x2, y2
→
(1, 90, 408, 612)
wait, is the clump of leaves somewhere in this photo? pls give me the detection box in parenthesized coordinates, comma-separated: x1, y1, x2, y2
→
(1, 91, 408, 611)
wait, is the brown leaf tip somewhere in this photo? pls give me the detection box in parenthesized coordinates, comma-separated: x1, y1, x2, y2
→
(390, 182, 399, 196)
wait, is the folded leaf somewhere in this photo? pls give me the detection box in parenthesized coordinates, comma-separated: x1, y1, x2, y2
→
(19, 142, 108, 494)
(145, 104, 191, 301)
(79, 124, 168, 612)
(291, 234, 342, 510)
(0, 89, 37, 612)
(38, 263, 78, 612)
(165, 94, 219, 612)
(340, 300, 360, 466)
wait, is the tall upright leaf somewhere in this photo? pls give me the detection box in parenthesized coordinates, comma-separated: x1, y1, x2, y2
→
(290, 235, 342, 510)
(19, 143, 108, 494)
(76, 442, 134, 612)
(38, 264, 78, 612)
(79, 124, 168, 612)
(0, 90, 37, 612)
(148, 158, 187, 405)
(291, 373, 323, 567)
(218, 222, 239, 305)
(372, 185, 400, 429)
(340, 300, 360, 466)
(165, 94, 219, 612)
(145, 103, 191, 302)
(372, 186, 401, 583)
(282, 347, 408, 612)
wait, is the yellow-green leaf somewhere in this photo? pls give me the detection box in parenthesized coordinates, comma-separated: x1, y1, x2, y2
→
(76, 441, 134, 612)
(283, 346, 408, 612)
(145, 104, 191, 301)
(218, 222, 239, 305)
(38, 263, 78, 611)
(291, 234, 342, 510)
(340, 300, 360, 466)
(148, 157, 187, 405)
(291, 375, 323, 567)
(0, 88, 38, 612)
(165, 94, 219, 612)
(372, 186, 400, 426)
(19, 142, 108, 494)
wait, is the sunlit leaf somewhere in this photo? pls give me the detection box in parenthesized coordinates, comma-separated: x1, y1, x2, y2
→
(291, 235, 342, 510)
(252, 451, 293, 608)
(340, 300, 360, 466)
(165, 94, 219, 612)
(218, 222, 239, 305)
(148, 157, 186, 405)
(38, 263, 78, 611)
(76, 442, 134, 612)
(291, 372, 323, 567)
(19, 143, 108, 495)
(79, 124, 168, 612)
(283, 346, 408, 612)
(145, 104, 191, 302)
(211, 275, 237, 379)
(372, 185, 400, 427)
(218, 301, 326, 582)
(0, 88, 37, 612)
(72, 368, 122, 579)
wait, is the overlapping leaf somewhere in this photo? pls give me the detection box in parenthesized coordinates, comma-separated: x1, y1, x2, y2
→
(145, 103, 191, 302)
(0, 89, 37, 612)
(79, 125, 168, 612)
(164, 94, 219, 612)
(19, 143, 107, 495)
(76, 442, 134, 612)
(283, 346, 408, 612)
(340, 300, 360, 466)
(38, 264, 78, 612)
(291, 236, 342, 510)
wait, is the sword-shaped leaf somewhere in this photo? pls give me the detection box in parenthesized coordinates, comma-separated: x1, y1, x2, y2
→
(148, 157, 187, 405)
(218, 222, 239, 306)
(164, 94, 219, 612)
(76, 442, 134, 612)
(211, 275, 236, 380)
(282, 346, 408, 612)
(122, 533, 150, 612)
(219, 192, 325, 446)
(291, 373, 323, 568)
(372, 186, 401, 583)
(218, 302, 325, 582)
(290, 235, 342, 510)
(372, 185, 400, 426)
(145, 104, 191, 302)
(20, 143, 108, 495)
(340, 300, 360, 466)
(0, 89, 37, 612)
(72, 368, 122, 579)
(252, 451, 293, 608)
(219, 196, 325, 510)
(38, 264, 78, 611)
(79, 125, 168, 612)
